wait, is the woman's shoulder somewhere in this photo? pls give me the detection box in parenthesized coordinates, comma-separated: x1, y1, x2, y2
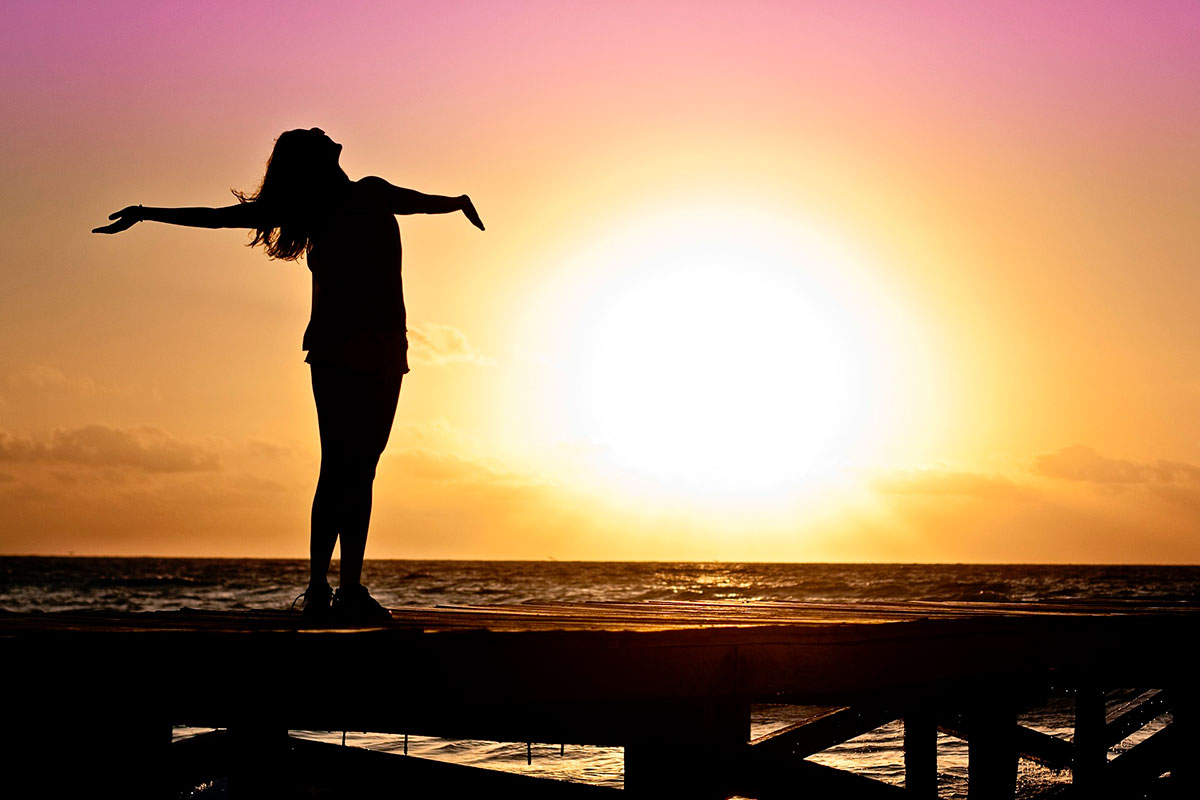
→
(354, 176, 393, 196)
(346, 176, 399, 211)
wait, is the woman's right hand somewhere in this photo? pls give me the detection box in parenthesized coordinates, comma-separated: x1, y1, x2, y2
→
(92, 206, 143, 234)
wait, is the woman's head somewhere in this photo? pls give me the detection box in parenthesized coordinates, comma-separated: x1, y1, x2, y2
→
(235, 127, 347, 260)
(269, 128, 343, 180)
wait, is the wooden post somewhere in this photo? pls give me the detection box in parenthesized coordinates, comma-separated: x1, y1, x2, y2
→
(904, 710, 938, 799)
(624, 698, 749, 799)
(1072, 686, 1107, 790)
(966, 698, 1017, 800)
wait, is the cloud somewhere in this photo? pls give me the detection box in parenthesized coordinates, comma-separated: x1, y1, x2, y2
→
(247, 438, 293, 459)
(871, 468, 1028, 499)
(0, 425, 219, 472)
(384, 447, 540, 489)
(1032, 445, 1200, 485)
(854, 451, 1200, 562)
(4, 366, 138, 398)
(407, 322, 494, 367)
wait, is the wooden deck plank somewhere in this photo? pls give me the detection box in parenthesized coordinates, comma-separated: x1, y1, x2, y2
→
(6, 597, 1197, 637)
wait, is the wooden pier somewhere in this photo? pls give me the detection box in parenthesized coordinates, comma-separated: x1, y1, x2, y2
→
(2, 599, 1197, 798)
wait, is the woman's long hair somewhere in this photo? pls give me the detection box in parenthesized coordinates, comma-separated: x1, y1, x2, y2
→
(234, 129, 342, 261)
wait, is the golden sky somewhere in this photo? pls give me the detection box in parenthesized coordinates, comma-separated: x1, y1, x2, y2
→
(2, 1, 1199, 561)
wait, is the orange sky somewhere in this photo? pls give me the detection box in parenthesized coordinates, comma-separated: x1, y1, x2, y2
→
(2, 1, 1200, 561)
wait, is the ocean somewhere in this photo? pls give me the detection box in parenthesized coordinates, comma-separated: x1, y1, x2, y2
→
(2, 558, 1196, 798)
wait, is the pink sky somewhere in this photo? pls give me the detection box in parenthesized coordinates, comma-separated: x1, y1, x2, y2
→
(3, 2, 1200, 560)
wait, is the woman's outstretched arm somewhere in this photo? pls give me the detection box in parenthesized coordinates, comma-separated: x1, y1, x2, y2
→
(363, 177, 485, 231)
(92, 203, 263, 234)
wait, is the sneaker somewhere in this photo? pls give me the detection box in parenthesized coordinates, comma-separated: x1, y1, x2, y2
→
(332, 583, 392, 625)
(292, 581, 333, 624)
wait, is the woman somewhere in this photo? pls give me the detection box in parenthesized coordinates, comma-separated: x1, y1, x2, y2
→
(94, 127, 484, 623)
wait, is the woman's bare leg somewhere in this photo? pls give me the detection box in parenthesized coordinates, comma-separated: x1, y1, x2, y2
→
(309, 468, 340, 589)
(310, 362, 401, 592)
(338, 375, 400, 588)
(332, 475, 373, 589)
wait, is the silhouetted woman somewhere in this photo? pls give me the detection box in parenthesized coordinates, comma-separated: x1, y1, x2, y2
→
(94, 128, 484, 623)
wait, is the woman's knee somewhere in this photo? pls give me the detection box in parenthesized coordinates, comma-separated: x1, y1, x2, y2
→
(319, 454, 379, 484)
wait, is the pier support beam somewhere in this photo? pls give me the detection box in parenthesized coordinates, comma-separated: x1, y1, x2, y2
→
(624, 699, 749, 799)
(904, 710, 938, 799)
(966, 699, 1017, 800)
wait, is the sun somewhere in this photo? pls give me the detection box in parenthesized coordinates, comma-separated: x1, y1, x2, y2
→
(549, 207, 884, 499)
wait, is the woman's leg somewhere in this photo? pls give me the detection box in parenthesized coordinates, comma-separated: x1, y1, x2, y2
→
(310, 363, 401, 590)
(309, 363, 345, 590)
(309, 463, 341, 590)
(334, 370, 402, 588)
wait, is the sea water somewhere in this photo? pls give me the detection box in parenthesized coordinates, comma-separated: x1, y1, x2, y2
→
(3, 558, 1196, 798)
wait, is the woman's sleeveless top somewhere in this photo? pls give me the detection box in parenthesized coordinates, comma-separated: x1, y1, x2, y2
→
(302, 180, 408, 378)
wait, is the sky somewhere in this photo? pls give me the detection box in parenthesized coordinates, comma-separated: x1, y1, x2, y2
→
(2, 1, 1199, 562)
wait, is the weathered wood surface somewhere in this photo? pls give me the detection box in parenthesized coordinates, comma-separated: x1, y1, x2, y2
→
(4, 597, 1197, 634)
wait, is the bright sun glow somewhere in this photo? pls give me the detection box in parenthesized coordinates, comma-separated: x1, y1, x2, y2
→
(550, 207, 884, 498)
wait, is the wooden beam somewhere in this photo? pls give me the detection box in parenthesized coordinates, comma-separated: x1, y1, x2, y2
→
(749, 705, 900, 759)
(1107, 725, 1172, 789)
(1104, 689, 1170, 748)
(1014, 726, 1073, 770)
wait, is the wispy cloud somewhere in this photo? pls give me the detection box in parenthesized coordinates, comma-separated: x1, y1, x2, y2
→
(385, 447, 541, 489)
(871, 467, 1029, 499)
(247, 438, 293, 460)
(4, 366, 142, 398)
(1032, 444, 1200, 485)
(407, 322, 494, 367)
(0, 425, 219, 472)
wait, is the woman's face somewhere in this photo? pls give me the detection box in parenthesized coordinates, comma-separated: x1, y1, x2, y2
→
(306, 127, 342, 165)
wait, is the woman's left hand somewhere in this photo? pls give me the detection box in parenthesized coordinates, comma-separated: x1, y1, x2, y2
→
(460, 196, 485, 231)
